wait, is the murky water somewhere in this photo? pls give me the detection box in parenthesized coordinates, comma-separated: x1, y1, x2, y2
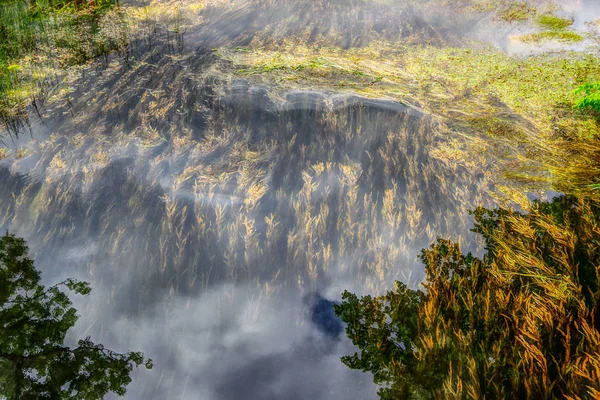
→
(1, 0, 598, 399)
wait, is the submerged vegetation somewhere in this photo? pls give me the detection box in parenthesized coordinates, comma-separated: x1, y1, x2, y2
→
(0, 0, 126, 123)
(335, 195, 600, 399)
(1, 0, 600, 398)
(221, 42, 600, 195)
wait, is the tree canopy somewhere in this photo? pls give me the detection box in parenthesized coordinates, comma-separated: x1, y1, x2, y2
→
(334, 195, 600, 400)
(0, 232, 152, 399)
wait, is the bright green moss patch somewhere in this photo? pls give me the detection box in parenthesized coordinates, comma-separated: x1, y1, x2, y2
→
(519, 30, 583, 43)
(536, 14, 573, 29)
(518, 13, 582, 45)
(574, 82, 600, 112)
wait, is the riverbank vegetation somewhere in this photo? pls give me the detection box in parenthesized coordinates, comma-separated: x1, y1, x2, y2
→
(0, 0, 127, 123)
(0, 0, 204, 126)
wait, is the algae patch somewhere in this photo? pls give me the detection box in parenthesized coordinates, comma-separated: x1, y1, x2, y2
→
(536, 14, 573, 30)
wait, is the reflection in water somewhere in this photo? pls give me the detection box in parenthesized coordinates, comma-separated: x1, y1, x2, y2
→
(3, 0, 593, 398)
(0, 85, 492, 398)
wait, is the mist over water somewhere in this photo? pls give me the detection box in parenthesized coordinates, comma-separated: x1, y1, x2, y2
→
(2, 0, 597, 398)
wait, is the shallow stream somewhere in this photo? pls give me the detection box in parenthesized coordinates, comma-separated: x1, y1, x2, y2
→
(1, 0, 599, 398)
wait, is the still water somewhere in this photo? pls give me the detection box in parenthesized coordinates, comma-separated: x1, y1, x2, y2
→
(1, 0, 598, 398)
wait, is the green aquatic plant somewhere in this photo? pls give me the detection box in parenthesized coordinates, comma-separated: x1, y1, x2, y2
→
(519, 30, 583, 43)
(535, 14, 573, 30)
(335, 195, 600, 399)
(574, 82, 600, 113)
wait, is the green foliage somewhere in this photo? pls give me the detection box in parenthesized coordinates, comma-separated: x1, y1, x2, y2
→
(520, 30, 583, 43)
(535, 15, 573, 30)
(336, 284, 424, 399)
(574, 82, 600, 113)
(0, 232, 151, 399)
(0, 0, 123, 124)
(335, 195, 600, 399)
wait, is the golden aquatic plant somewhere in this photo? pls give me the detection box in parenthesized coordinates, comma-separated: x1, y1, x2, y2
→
(335, 195, 600, 399)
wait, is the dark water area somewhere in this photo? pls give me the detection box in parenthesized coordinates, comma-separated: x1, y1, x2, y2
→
(0, 0, 549, 398)
(0, 92, 491, 400)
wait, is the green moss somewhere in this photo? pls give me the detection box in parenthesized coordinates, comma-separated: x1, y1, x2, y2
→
(536, 14, 573, 29)
(520, 30, 584, 43)
(574, 82, 600, 112)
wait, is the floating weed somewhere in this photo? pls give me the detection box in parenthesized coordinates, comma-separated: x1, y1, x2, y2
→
(496, 1, 536, 23)
(519, 30, 583, 43)
(536, 14, 573, 30)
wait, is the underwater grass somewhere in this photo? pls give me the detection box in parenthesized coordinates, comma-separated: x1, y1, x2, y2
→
(0, 2, 598, 395)
(218, 40, 600, 196)
(0, 0, 205, 128)
(335, 194, 600, 399)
